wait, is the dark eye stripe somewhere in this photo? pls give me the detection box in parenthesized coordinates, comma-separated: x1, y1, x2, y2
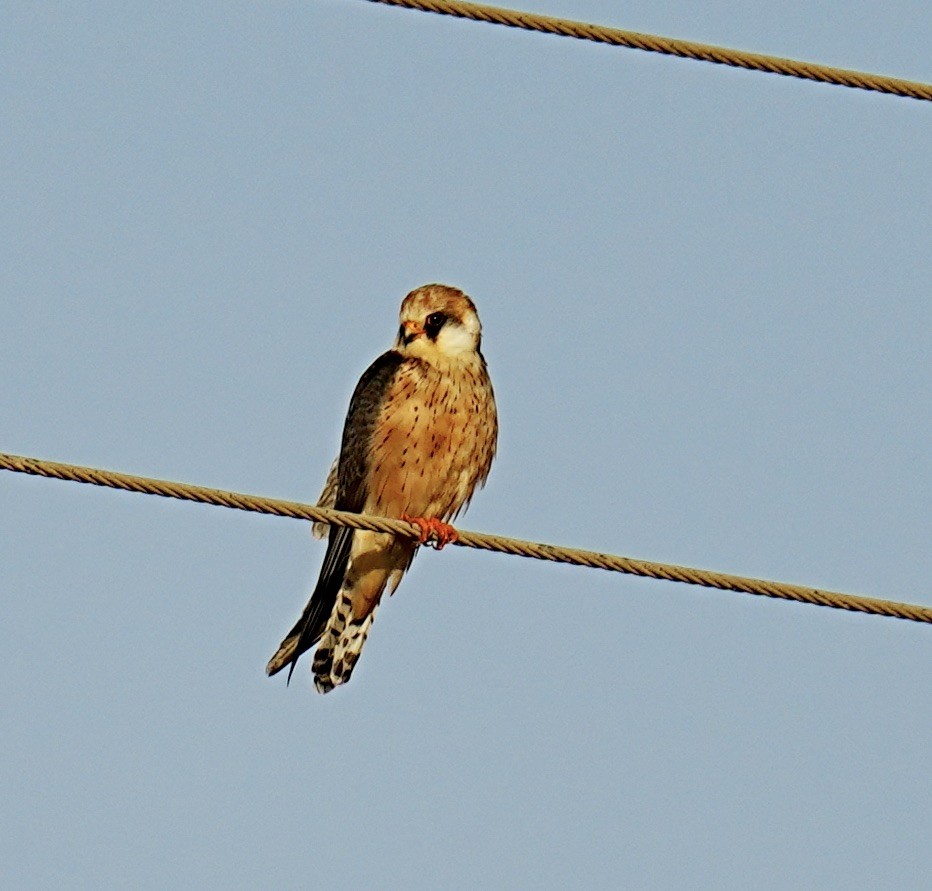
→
(424, 311, 447, 340)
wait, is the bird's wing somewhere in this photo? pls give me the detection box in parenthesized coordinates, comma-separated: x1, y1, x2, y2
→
(311, 457, 339, 539)
(267, 350, 407, 679)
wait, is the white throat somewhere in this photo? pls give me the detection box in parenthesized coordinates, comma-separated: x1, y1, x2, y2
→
(435, 324, 478, 357)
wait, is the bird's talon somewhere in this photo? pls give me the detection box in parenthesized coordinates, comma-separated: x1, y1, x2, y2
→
(401, 512, 430, 544)
(401, 514, 458, 550)
(430, 520, 459, 550)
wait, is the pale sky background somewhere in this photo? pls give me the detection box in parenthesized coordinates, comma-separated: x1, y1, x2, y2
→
(2, 1, 930, 888)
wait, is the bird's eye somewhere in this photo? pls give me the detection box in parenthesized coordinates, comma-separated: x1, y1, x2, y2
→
(424, 311, 447, 338)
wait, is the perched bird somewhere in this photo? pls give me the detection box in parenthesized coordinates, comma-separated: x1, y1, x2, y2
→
(267, 284, 498, 693)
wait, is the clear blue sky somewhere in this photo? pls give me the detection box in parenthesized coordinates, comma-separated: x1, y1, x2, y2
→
(2, 2, 930, 888)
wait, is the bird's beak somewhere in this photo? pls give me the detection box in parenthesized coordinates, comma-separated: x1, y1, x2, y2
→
(401, 320, 424, 344)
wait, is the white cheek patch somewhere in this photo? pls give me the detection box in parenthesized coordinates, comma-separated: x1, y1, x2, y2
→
(437, 323, 477, 356)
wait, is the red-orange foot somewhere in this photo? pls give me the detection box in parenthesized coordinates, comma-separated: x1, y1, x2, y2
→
(401, 513, 459, 550)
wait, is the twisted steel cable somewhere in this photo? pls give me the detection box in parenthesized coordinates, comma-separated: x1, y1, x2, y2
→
(3, 451, 930, 625)
(363, 0, 932, 101)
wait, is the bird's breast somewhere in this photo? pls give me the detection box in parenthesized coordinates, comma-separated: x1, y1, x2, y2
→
(366, 358, 496, 521)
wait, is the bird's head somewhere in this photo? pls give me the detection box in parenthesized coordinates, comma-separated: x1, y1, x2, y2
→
(394, 284, 483, 362)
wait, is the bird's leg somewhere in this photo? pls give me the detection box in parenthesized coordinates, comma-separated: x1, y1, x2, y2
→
(401, 513, 459, 550)
(426, 518, 459, 549)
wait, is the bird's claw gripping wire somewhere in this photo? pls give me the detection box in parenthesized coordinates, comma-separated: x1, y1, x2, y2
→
(401, 513, 459, 550)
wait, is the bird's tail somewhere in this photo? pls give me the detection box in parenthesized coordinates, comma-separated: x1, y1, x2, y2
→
(311, 589, 379, 694)
(265, 593, 330, 680)
(266, 633, 301, 679)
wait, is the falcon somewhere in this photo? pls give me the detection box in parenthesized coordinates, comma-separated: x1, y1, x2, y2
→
(267, 284, 498, 693)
